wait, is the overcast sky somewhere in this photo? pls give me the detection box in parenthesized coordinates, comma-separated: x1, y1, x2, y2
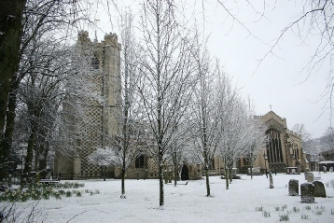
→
(87, 0, 330, 139)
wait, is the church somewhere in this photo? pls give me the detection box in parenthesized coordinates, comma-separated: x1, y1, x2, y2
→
(53, 32, 305, 180)
(238, 111, 306, 174)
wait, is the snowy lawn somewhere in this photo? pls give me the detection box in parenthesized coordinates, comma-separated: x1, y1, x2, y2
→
(2, 172, 334, 223)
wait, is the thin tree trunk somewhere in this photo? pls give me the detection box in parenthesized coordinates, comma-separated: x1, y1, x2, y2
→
(225, 168, 229, 190)
(204, 154, 210, 196)
(229, 168, 232, 183)
(174, 162, 178, 187)
(250, 165, 253, 180)
(158, 149, 164, 207)
(121, 167, 126, 198)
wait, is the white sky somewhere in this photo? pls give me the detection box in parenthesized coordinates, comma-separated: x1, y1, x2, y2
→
(85, 0, 331, 138)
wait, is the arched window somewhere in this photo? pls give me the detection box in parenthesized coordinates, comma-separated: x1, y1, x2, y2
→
(266, 129, 284, 163)
(135, 155, 145, 168)
(91, 55, 99, 69)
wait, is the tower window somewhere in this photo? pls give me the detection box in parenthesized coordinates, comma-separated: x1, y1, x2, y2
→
(91, 55, 99, 69)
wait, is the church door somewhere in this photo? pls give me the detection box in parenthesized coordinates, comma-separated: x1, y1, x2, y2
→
(181, 165, 189, 180)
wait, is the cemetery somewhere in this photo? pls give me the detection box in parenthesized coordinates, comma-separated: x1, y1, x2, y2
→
(1, 171, 333, 222)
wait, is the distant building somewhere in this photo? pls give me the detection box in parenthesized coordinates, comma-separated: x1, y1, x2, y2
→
(239, 111, 306, 173)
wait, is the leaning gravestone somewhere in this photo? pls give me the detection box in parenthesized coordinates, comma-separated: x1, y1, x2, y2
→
(301, 183, 315, 203)
(306, 172, 314, 182)
(313, 181, 326, 198)
(288, 179, 299, 196)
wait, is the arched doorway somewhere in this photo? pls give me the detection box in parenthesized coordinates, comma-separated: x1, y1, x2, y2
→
(181, 165, 189, 181)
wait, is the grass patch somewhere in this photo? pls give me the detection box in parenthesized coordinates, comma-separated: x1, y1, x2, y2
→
(0, 182, 88, 202)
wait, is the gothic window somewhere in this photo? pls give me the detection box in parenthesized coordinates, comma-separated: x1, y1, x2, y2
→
(135, 155, 145, 169)
(266, 129, 284, 163)
(91, 55, 99, 69)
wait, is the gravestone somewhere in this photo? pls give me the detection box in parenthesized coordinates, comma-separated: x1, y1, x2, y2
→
(301, 183, 315, 203)
(313, 181, 326, 198)
(248, 167, 261, 175)
(323, 166, 327, 173)
(306, 172, 314, 182)
(304, 169, 310, 180)
(288, 179, 299, 196)
(330, 167, 333, 173)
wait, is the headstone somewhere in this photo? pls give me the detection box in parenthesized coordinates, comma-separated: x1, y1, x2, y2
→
(301, 183, 315, 203)
(306, 172, 314, 182)
(291, 169, 296, 174)
(288, 179, 299, 196)
(330, 167, 333, 173)
(248, 167, 261, 174)
(304, 169, 310, 180)
(313, 181, 326, 198)
(323, 166, 327, 173)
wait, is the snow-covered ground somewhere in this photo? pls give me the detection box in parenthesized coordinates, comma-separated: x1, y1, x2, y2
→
(3, 172, 334, 223)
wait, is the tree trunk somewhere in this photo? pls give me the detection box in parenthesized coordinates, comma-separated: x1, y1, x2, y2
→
(0, 0, 26, 141)
(0, 87, 18, 180)
(229, 168, 232, 183)
(204, 155, 210, 196)
(158, 149, 164, 207)
(205, 167, 210, 196)
(22, 125, 38, 182)
(250, 165, 253, 180)
(121, 167, 126, 199)
(38, 145, 48, 179)
(174, 163, 178, 187)
(225, 168, 229, 190)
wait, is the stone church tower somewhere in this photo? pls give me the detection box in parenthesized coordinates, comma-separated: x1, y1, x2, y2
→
(54, 31, 121, 179)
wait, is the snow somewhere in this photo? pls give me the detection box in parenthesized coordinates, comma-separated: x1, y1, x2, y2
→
(3, 172, 334, 223)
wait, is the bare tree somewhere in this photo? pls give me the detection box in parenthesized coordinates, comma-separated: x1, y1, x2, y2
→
(137, 0, 195, 207)
(218, 90, 246, 189)
(190, 34, 221, 196)
(0, 0, 82, 181)
(111, 11, 143, 199)
(241, 117, 266, 180)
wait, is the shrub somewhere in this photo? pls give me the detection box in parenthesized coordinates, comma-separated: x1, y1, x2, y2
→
(255, 206, 263, 211)
(279, 213, 289, 221)
(292, 207, 300, 213)
(262, 210, 270, 218)
(301, 213, 309, 219)
(74, 190, 82, 197)
(304, 206, 311, 210)
(65, 191, 72, 197)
